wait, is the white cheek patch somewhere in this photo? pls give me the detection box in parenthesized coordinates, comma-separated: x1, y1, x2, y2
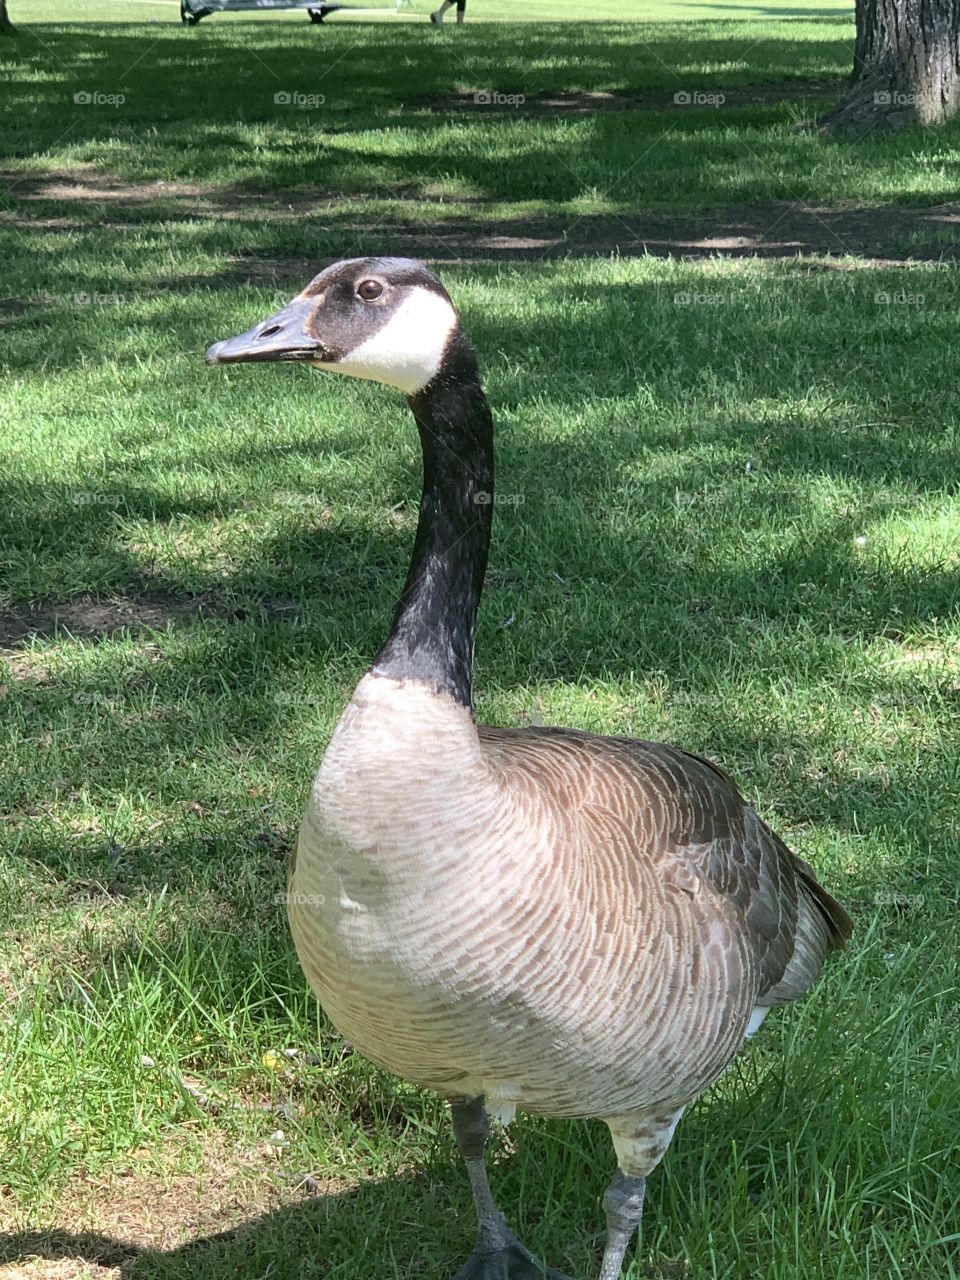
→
(331, 288, 458, 394)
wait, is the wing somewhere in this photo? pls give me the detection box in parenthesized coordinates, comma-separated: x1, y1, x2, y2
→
(480, 724, 852, 1006)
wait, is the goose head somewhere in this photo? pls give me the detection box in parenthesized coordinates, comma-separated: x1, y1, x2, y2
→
(205, 256, 461, 396)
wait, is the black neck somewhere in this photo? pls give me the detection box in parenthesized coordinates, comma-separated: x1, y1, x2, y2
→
(370, 328, 493, 708)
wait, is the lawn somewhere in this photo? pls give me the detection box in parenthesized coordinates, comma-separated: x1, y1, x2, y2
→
(1, 1, 959, 1278)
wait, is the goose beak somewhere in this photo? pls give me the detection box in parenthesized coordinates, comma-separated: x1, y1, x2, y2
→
(205, 297, 323, 365)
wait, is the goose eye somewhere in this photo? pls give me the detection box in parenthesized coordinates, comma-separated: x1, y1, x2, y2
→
(357, 280, 384, 301)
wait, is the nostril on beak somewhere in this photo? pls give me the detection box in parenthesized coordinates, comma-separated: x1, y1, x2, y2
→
(260, 323, 283, 338)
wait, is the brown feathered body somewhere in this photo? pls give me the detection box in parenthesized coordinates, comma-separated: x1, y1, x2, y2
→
(290, 673, 851, 1176)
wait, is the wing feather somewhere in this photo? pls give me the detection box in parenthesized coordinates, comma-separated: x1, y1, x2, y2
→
(480, 724, 851, 1005)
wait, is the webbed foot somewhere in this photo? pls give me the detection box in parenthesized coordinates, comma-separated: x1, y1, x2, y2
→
(451, 1238, 571, 1280)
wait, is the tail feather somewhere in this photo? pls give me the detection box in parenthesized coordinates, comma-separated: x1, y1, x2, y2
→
(795, 855, 854, 950)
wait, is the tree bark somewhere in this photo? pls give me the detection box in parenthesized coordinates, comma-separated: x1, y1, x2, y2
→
(821, 0, 960, 133)
(0, 1, 15, 35)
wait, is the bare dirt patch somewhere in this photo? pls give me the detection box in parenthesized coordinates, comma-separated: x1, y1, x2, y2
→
(5, 158, 959, 265)
(0, 167, 208, 206)
(0, 1136, 338, 1279)
(0, 593, 307, 653)
(217, 200, 960, 278)
(0, 297, 30, 321)
(0, 1262, 105, 1280)
(0, 650, 52, 681)
(0, 166, 312, 231)
(0, 594, 210, 652)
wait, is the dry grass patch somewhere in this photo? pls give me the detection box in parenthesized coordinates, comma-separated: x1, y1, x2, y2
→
(0, 1133, 337, 1278)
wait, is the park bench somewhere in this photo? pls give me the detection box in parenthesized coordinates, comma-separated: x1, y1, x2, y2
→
(181, 0, 431, 24)
(181, 0, 345, 23)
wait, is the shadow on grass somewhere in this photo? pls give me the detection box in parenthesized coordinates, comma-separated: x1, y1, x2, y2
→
(2, 1169, 586, 1280)
(0, 937, 949, 1279)
(2, 262, 959, 666)
(698, 3, 852, 15)
(0, 1033, 888, 1279)
(1, 366, 958, 639)
(0, 1172, 485, 1280)
(0, 17, 896, 224)
(5, 191, 960, 277)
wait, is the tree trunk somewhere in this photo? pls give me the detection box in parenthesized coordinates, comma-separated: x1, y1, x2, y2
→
(0, 0, 15, 35)
(821, 0, 960, 133)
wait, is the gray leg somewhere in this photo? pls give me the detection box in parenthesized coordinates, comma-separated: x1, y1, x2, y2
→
(450, 1097, 571, 1280)
(597, 1171, 647, 1280)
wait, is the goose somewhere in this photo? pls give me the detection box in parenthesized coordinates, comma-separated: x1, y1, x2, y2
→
(206, 257, 852, 1280)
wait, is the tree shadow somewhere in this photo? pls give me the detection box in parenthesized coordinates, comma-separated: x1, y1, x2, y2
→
(3, 15, 952, 323)
(0, 18, 875, 216)
(0, 913, 947, 1278)
(3, 306, 957, 863)
(693, 3, 853, 16)
(0, 990, 903, 1280)
(3, 260, 958, 649)
(0, 1175, 481, 1280)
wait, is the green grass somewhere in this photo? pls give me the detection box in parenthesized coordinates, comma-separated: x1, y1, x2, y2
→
(2, 2, 960, 1278)
(8, 0, 854, 23)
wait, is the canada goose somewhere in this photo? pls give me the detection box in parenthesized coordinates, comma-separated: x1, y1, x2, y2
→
(206, 257, 852, 1280)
